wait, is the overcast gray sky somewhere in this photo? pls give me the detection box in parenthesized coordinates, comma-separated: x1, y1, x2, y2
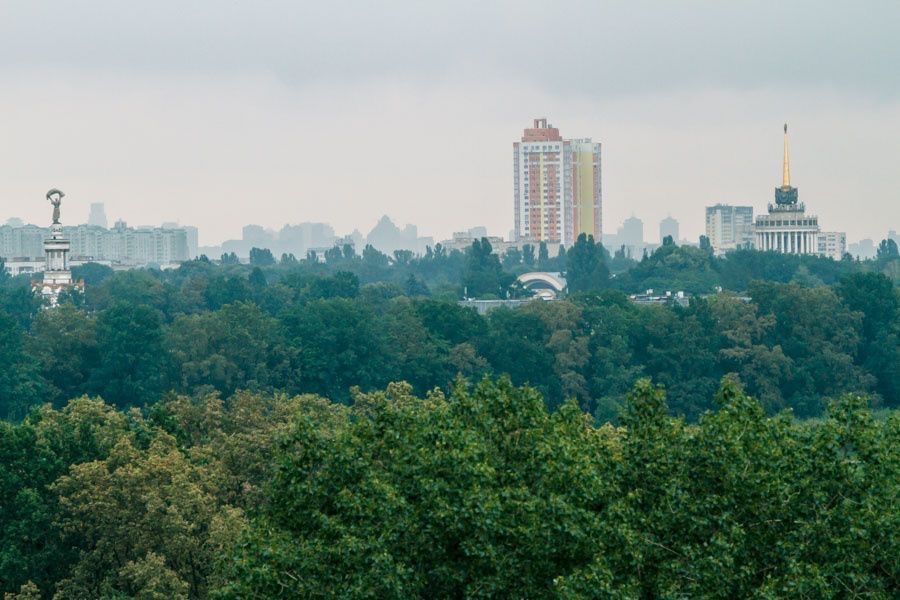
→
(1, 1, 898, 245)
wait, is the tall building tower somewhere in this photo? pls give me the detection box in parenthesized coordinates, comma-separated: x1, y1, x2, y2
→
(32, 189, 84, 306)
(513, 118, 601, 247)
(88, 203, 108, 228)
(705, 205, 754, 255)
(621, 216, 644, 248)
(659, 216, 679, 243)
(754, 124, 821, 255)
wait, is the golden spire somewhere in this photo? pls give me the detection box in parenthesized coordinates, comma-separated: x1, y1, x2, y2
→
(782, 122, 791, 189)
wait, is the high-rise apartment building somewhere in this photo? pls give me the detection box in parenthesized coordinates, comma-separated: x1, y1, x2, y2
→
(705, 204, 754, 255)
(513, 118, 601, 247)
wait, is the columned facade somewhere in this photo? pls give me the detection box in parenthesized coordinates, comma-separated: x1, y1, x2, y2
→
(754, 124, 821, 256)
(31, 190, 84, 306)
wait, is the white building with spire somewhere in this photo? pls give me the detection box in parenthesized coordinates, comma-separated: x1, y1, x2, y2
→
(755, 124, 833, 256)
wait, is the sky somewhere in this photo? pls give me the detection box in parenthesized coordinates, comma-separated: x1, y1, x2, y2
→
(1, 1, 898, 246)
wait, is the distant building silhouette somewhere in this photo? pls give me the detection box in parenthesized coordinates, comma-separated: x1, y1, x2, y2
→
(659, 216, 679, 243)
(621, 216, 644, 248)
(848, 238, 876, 260)
(603, 216, 647, 258)
(210, 222, 337, 258)
(365, 216, 433, 255)
(88, 203, 108, 228)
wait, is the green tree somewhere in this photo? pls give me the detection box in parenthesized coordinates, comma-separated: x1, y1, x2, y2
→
(249, 247, 276, 266)
(403, 274, 430, 297)
(361, 244, 389, 268)
(279, 299, 387, 401)
(837, 272, 900, 406)
(0, 398, 132, 595)
(71, 262, 114, 287)
(52, 433, 239, 599)
(522, 244, 535, 267)
(699, 234, 711, 252)
(876, 237, 898, 261)
(565, 233, 610, 293)
(501, 247, 522, 269)
(462, 238, 510, 298)
(392, 249, 414, 267)
(0, 310, 45, 420)
(248, 267, 267, 290)
(89, 303, 170, 408)
(750, 282, 874, 416)
(27, 305, 98, 406)
(167, 302, 299, 397)
(215, 380, 614, 598)
(537, 241, 550, 268)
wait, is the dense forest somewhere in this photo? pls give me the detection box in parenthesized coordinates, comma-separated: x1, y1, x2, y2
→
(1, 380, 897, 597)
(1, 236, 898, 422)
(1, 236, 898, 597)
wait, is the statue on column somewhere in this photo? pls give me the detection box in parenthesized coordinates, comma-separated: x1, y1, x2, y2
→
(47, 188, 65, 225)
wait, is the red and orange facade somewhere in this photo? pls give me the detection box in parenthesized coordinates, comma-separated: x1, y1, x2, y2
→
(513, 118, 601, 247)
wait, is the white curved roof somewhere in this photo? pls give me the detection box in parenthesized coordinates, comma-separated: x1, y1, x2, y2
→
(516, 271, 567, 292)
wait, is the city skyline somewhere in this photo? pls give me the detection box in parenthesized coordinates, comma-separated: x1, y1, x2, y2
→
(1, 3, 898, 247)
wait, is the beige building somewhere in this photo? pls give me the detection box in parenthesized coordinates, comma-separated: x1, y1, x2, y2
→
(705, 204, 754, 255)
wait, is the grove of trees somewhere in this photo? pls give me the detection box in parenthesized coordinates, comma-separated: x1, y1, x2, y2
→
(0, 238, 897, 597)
(1, 379, 897, 598)
(1, 237, 897, 422)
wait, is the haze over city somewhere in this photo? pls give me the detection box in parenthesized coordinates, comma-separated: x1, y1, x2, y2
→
(2, 2, 898, 246)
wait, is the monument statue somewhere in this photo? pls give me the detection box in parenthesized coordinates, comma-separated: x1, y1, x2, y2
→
(47, 188, 65, 225)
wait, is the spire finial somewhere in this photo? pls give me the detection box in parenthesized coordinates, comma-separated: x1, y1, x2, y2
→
(782, 122, 791, 188)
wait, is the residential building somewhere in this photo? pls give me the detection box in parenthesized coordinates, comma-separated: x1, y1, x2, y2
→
(706, 204, 754, 255)
(439, 231, 516, 255)
(0, 220, 190, 267)
(513, 118, 601, 247)
(817, 231, 846, 261)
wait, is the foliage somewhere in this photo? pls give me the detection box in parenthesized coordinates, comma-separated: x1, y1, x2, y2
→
(565, 233, 609, 293)
(1, 243, 897, 420)
(463, 238, 513, 298)
(216, 379, 900, 598)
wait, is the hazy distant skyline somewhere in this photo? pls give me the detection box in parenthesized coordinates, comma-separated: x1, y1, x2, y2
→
(1, 1, 898, 246)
